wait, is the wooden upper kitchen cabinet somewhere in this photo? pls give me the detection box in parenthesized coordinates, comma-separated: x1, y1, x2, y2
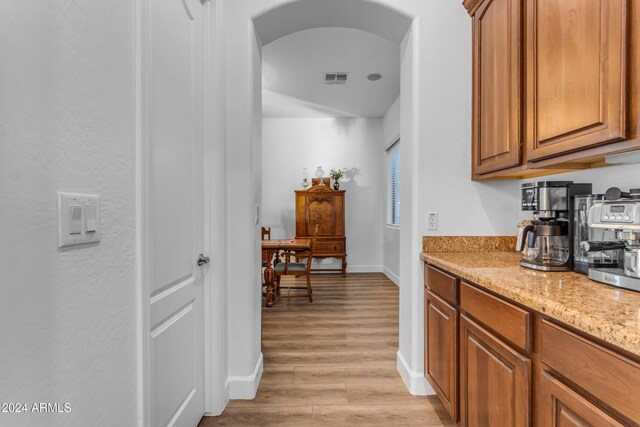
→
(295, 185, 347, 276)
(526, 0, 629, 161)
(469, 0, 523, 175)
(464, 0, 638, 180)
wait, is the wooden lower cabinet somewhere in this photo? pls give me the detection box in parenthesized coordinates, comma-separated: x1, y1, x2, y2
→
(425, 290, 458, 421)
(540, 371, 625, 427)
(459, 314, 531, 427)
(425, 262, 640, 425)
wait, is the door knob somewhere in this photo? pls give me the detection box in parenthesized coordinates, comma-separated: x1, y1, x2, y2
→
(197, 254, 210, 266)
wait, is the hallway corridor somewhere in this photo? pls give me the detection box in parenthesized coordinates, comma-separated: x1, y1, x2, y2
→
(200, 273, 452, 426)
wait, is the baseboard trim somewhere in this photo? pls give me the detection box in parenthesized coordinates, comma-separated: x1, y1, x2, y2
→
(310, 264, 383, 273)
(347, 265, 383, 273)
(396, 350, 434, 396)
(226, 353, 263, 400)
(383, 267, 400, 286)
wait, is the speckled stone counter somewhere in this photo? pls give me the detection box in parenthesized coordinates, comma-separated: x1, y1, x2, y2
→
(421, 250, 640, 356)
(422, 235, 517, 253)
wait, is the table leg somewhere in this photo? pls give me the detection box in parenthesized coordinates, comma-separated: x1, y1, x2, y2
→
(264, 250, 281, 307)
(264, 258, 275, 307)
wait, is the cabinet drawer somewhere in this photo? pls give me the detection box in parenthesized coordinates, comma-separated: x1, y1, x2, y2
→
(541, 320, 640, 423)
(314, 240, 344, 254)
(460, 282, 531, 353)
(425, 264, 457, 305)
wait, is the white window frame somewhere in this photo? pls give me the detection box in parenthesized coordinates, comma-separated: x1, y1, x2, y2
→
(386, 139, 400, 227)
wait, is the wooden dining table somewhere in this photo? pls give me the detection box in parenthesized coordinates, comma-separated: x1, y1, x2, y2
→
(261, 238, 311, 307)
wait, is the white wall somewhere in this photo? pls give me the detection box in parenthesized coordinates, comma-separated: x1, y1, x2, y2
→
(383, 96, 401, 146)
(416, 8, 521, 238)
(526, 162, 640, 197)
(400, 2, 519, 392)
(221, 5, 265, 398)
(0, 1, 138, 426)
(262, 118, 384, 272)
(382, 97, 400, 283)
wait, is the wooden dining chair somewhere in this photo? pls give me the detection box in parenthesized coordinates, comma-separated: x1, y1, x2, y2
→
(261, 227, 271, 240)
(261, 226, 272, 267)
(274, 225, 318, 303)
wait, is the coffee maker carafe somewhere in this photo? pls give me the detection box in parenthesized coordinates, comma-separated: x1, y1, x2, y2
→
(517, 181, 592, 271)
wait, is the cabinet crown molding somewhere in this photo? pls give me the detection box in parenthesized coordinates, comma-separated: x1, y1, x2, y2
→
(463, 0, 484, 15)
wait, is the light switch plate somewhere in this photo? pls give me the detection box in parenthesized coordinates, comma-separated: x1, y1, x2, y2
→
(58, 192, 101, 248)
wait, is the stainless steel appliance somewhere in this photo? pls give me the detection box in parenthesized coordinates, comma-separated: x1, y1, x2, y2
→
(582, 187, 640, 292)
(518, 181, 592, 271)
(573, 194, 622, 274)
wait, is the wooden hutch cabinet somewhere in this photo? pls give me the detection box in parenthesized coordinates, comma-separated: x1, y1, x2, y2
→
(295, 185, 347, 276)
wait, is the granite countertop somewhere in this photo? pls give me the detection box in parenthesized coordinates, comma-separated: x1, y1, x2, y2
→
(421, 239, 640, 357)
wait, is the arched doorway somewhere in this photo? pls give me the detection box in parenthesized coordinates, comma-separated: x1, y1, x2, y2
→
(210, 0, 473, 415)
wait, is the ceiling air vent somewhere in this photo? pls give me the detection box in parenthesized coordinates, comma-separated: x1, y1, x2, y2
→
(323, 72, 349, 85)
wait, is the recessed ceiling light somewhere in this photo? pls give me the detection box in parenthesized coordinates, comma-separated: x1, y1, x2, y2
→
(367, 73, 383, 81)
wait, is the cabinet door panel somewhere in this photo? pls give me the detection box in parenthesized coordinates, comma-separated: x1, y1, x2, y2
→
(526, 0, 628, 160)
(460, 314, 530, 427)
(426, 291, 458, 421)
(473, 0, 522, 175)
(541, 319, 640, 422)
(540, 371, 625, 427)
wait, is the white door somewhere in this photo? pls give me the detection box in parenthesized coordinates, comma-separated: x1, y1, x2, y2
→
(143, 0, 205, 425)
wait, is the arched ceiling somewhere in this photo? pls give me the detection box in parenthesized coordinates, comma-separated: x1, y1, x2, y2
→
(254, 0, 413, 46)
(262, 27, 400, 118)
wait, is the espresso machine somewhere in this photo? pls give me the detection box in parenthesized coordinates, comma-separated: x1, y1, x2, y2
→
(573, 194, 622, 274)
(581, 187, 640, 292)
(517, 181, 592, 271)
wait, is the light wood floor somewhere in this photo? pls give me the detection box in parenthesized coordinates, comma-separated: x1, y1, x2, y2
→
(199, 273, 453, 426)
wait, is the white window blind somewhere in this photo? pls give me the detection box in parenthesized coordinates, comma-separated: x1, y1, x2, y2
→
(386, 140, 400, 226)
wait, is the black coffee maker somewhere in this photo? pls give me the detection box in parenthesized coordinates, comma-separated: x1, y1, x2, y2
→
(517, 181, 592, 271)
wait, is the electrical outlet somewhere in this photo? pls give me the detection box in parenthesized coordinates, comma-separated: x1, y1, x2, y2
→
(427, 212, 438, 231)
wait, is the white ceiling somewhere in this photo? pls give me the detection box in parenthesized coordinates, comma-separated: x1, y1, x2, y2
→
(262, 27, 400, 118)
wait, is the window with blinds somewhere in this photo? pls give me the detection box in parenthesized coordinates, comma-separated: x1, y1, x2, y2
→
(386, 140, 400, 227)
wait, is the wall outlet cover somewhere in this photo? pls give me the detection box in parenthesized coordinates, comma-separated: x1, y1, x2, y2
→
(427, 212, 438, 231)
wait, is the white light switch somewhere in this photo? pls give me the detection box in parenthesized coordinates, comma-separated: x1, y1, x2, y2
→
(58, 192, 101, 248)
(69, 206, 83, 234)
(85, 205, 97, 232)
